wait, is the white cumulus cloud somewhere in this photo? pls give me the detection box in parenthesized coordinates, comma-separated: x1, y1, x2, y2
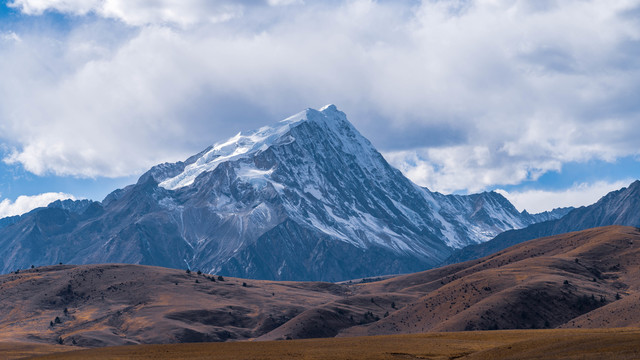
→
(0, 0, 639, 194)
(495, 180, 634, 213)
(0, 192, 76, 218)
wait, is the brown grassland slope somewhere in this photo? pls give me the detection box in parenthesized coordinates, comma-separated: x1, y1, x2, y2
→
(0, 342, 73, 359)
(23, 328, 640, 360)
(1, 225, 639, 350)
(340, 225, 640, 336)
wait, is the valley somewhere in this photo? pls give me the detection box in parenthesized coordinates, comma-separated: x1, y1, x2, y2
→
(2, 225, 639, 355)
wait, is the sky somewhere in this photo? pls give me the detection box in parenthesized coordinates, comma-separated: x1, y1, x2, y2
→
(0, 0, 639, 217)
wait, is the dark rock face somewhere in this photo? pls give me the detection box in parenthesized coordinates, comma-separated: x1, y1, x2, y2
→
(0, 106, 562, 281)
(445, 180, 640, 265)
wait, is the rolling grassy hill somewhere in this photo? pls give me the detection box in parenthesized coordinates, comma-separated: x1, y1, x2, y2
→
(2, 225, 639, 358)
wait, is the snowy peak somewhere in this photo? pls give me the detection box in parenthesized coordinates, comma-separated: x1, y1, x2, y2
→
(159, 121, 294, 190)
(158, 105, 372, 191)
(156, 104, 541, 255)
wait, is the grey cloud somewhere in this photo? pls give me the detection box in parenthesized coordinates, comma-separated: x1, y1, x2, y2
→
(517, 47, 578, 74)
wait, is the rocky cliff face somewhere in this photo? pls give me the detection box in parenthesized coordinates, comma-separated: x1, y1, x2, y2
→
(0, 105, 562, 281)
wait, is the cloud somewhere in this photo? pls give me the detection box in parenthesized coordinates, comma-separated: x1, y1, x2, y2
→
(495, 180, 634, 213)
(7, 0, 305, 27)
(0, 0, 639, 192)
(0, 192, 75, 218)
(8, 0, 245, 27)
(1, 32, 22, 43)
(267, 0, 304, 6)
(384, 145, 563, 194)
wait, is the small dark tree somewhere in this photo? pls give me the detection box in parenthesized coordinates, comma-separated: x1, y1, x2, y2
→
(54, 316, 61, 324)
(563, 280, 569, 285)
(195, 279, 199, 283)
(616, 292, 621, 300)
(57, 337, 63, 345)
(391, 301, 396, 309)
(242, 282, 247, 287)
(217, 275, 224, 281)
(185, 269, 191, 274)
(31, 265, 35, 269)
(197, 270, 202, 275)
(50, 321, 54, 327)
(63, 307, 68, 315)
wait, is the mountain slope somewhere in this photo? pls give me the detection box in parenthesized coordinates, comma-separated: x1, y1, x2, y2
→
(337, 225, 640, 337)
(0, 216, 19, 230)
(0, 105, 557, 281)
(446, 180, 640, 265)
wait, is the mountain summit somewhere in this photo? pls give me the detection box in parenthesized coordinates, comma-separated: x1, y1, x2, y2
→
(0, 106, 558, 280)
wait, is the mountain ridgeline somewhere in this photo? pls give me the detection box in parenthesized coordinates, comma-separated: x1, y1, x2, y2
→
(446, 180, 640, 264)
(0, 106, 567, 280)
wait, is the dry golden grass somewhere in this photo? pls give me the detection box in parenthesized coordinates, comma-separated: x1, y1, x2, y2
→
(0, 342, 74, 360)
(22, 328, 640, 360)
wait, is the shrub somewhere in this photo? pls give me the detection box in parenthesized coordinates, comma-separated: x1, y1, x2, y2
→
(185, 269, 191, 274)
(197, 270, 202, 275)
(217, 275, 224, 281)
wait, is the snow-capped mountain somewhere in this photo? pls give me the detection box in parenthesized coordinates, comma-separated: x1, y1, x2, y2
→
(0, 105, 562, 280)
